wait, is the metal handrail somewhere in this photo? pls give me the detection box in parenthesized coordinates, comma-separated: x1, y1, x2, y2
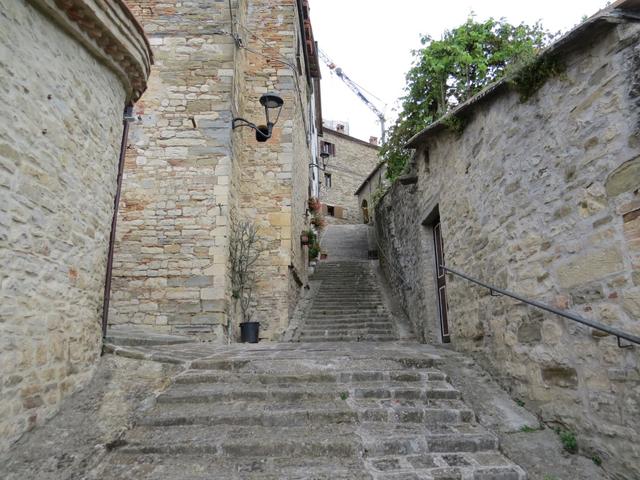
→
(442, 265, 640, 348)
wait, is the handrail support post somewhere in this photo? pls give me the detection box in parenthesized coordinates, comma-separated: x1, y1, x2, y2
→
(617, 337, 633, 349)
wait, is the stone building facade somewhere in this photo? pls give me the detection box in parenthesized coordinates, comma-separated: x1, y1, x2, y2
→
(0, 0, 151, 452)
(319, 127, 380, 224)
(109, 0, 321, 341)
(375, 5, 640, 478)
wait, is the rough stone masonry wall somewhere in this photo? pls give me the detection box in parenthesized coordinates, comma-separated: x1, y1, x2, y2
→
(320, 129, 380, 224)
(376, 23, 640, 479)
(233, 0, 313, 340)
(110, 0, 236, 340)
(0, 0, 149, 452)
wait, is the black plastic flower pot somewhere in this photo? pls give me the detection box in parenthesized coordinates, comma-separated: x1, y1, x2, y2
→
(240, 322, 260, 343)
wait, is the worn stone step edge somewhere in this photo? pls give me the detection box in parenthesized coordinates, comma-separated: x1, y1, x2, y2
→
(299, 336, 398, 343)
(189, 356, 442, 371)
(157, 385, 460, 404)
(139, 405, 473, 427)
(175, 370, 446, 384)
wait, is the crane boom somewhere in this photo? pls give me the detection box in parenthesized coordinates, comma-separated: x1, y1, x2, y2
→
(319, 49, 386, 142)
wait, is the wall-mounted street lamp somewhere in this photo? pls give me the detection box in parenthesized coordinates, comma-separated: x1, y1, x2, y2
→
(320, 151, 330, 170)
(309, 151, 331, 171)
(232, 93, 284, 142)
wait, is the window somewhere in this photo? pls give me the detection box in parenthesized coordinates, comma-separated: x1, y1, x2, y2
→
(327, 205, 335, 217)
(324, 173, 332, 188)
(320, 141, 336, 156)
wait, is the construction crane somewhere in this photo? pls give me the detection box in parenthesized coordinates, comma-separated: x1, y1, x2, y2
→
(318, 49, 386, 143)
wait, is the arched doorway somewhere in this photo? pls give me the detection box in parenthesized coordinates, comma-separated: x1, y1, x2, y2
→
(361, 199, 369, 224)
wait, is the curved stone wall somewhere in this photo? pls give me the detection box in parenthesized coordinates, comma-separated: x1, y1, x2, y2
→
(0, 0, 150, 451)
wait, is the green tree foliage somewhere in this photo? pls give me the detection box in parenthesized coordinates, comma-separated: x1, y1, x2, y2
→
(382, 17, 555, 180)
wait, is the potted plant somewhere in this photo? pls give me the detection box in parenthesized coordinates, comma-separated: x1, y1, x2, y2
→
(305, 229, 320, 262)
(310, 212, 326, 231)
(229, 219, 264, 343)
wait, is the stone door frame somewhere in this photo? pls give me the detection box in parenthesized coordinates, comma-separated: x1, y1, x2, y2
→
(420, 202, 449, 344)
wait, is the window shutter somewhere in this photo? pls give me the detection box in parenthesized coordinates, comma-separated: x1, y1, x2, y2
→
(335, 206, 344, 219)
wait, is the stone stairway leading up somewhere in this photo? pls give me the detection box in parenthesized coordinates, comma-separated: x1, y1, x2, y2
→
(86, 225, 527, 479)
(292, 224, 397, 342)
(294, 260, 398, 342)
(88, 343, 526, 480)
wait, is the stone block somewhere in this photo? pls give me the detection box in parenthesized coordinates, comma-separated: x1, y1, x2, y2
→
(556, 249, 625, 288)
(571, 285, 604, 304)
(267, 212, 291, 227)
(605, 156, 640, 197)
(201, 287, 225, 301)
(517, 322, 542, 344)
(541, 366, 578, 388)
(622, 289, 640, 319)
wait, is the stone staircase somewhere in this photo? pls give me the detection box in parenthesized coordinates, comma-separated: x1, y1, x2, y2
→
(88, 225, 526, 479)
(89, 344, 526, 479)
(295, 260, 398, 342)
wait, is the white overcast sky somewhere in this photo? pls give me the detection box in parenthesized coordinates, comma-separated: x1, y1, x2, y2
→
(311, 0, 611, 142)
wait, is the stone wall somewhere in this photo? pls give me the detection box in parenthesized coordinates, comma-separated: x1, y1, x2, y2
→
(320, 128, 380, 224)
(376, 19, 640, 479)
(111, 0, 236, 340)
(111, 0, 318, 342)
(234, 0, 316, 340)
(0, 0, 150, 452)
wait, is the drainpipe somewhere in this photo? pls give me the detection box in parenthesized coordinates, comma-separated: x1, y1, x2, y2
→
(102, 104, 133, 340)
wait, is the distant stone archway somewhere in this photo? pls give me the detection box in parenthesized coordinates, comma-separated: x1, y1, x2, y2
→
(361, 199, 369, 224)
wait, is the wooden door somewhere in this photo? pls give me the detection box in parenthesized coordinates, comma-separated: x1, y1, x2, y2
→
(433, 220, 450, 343)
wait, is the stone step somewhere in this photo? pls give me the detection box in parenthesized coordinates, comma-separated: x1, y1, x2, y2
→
(157, 381, 460, 404)
(304, 317, 391, 323)
(174, 369, 447, 385)
(358, 423, 500, 456)
(311, 298, 382, 302)
(138, 400, 473, 428)
(120, 424, 362, 457)
(298, 335, 398, 343)
(120, 423, 498, 458)
(186, 357, 439, 374)
(306, 312, 391, 318)
(302, 326, 393, 332)
(139, 404, 358, 428)
(302, 320, 393, 327)
(302, 330, 394, 338)
(309, 309, 388, 315)
(311, 300, 384, 305)
(101, 453, 373, 480)
(303, 317, 392, 323)
(310, 305, 386, 311)
(364, 453, 526, 480)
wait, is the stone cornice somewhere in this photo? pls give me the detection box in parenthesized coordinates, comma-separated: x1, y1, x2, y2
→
(27, 0, 153, 102)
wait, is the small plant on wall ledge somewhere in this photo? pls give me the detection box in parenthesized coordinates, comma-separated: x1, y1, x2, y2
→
(308, 196, 321, 214)
(229, 218, 265, 343)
